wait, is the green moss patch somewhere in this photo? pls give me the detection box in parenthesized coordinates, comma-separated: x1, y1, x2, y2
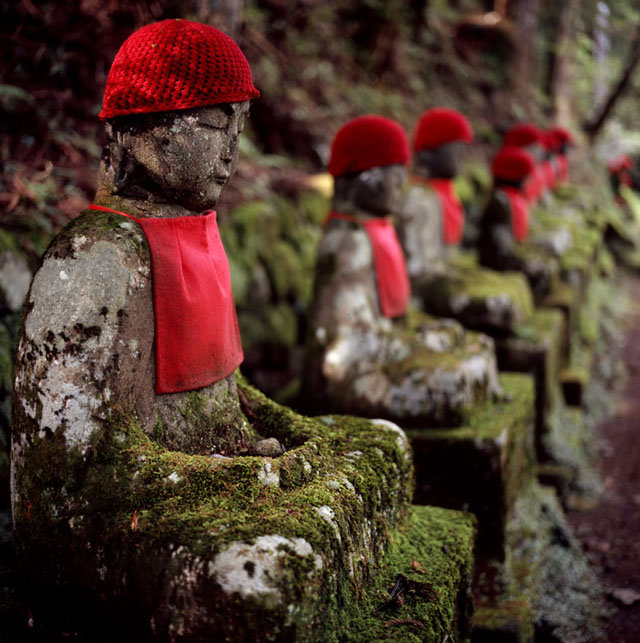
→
(13, 375, 414, 640)
(407, 374, 535, 559)
(338, 505, 476, 643)
(417, 252, 534, 333)
(472, 599, 534, 643)
(505, 485, 605, 642)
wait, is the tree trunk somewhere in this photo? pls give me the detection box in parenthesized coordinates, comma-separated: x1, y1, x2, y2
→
(584, 22, 640, 139)
(545, 0, 575, 124)
(514, 0, 541, 98)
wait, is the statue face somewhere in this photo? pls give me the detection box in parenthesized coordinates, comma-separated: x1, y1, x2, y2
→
(108, 101, 250, 211)
(524, 142, 544, 163)
(415, 141, 464, 179)
(349, 164, 407, 216)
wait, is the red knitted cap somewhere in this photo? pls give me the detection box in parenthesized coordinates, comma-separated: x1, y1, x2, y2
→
(328, 115, 410, 177)
(503, 123, 543, 148)
(100, 19, 259, 120)
(492, 146, 536, 182)
(413, 108, 473, 151)
(608, 155, 632, 173)
(549, 126, 574, 145)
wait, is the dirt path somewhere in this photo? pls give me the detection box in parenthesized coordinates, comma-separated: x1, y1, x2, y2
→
(568, 273, 640, 642)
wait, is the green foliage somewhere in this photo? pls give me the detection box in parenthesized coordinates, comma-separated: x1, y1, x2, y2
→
(220, 189, 328, 360)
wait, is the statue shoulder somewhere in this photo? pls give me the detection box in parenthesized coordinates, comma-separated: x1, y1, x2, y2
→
(317, 223, 372, 269)
(46, 209, 149, 264)
(23, 209, 152, 349)
(400, 183, 440, 218)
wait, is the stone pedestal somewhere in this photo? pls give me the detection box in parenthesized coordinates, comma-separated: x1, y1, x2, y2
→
(495, 309, 565, 457)
(340, 505, 476, 641)
(13, 377, 419, 641)
(408, 373, 535, 561)
(414, 252, 534, 335)
(472, 484, 604, 642)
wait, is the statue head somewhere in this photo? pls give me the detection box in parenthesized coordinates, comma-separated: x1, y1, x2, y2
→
(548, 126, 574, 156)
(503, 123, 545, 163)
(491, 146, 536, 190)
(412, 108, 473, 179)
(99, 19, 259, 211)
(328, 115, 409, 216)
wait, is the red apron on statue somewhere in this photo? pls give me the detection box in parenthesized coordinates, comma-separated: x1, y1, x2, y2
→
(427, 178, 465, 245)
(556, 155, 569, 183)
(325, 212, 410, 318)
(542, 160, 556, 190)
(89, 204, 243, 394)
(499, 187, 530, 242)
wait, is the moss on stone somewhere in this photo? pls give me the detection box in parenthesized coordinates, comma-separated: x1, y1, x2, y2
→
(578, 274, 607, 346)
(472, 599, 534, 643)
(407, 374, 535, 559)
(409, 373, 533, 441)
(450, 253, 534, 317)
(55, 208, 150, 262)
(416, 252, 534, 332)
(13, 373, 415, 640)
(504, 484, 605, 642)
(337, 505, 476, 643)
(218, 190, 325, 360)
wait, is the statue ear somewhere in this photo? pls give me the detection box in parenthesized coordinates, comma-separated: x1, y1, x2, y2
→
(109, 129, 136, 194)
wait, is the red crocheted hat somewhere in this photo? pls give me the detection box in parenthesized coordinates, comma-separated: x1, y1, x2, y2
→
(413, 108, 473, 151)
(100, 19, 260, 120)
(608, 155, 632, 173)
(549, 126, 574, 145)
(503, 123, 543, 148)
(328, 115, 410, 177)
(492, 146, 536, 182)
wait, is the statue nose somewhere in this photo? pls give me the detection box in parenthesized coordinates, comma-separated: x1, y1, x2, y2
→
(221, 136, 238, 162)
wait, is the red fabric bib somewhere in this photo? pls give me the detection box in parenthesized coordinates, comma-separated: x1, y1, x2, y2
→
(556, 155, 569, 183)
(499, 187, 530, 242)
(426, 178, 464, 245)
(524, 166, 545, 203)
(542, 160, 556, 190)
(325, 212, 410, 318)
(89, 204, 243, 394)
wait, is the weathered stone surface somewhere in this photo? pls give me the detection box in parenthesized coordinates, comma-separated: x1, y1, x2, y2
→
(472, 600, 534, 643)
(10, 101, 417, 641)
(408, 373, 535, 560)
(13, 211, 255, 458)
(13, 358, 414, 640)
(397, 183, 534, 333)
(495, 309, 565, 457)
(472, 486, 604, 641)
(504, 485, 605, 642)
(0, 322, 14, 515)
(396, 184, 447, 282)
(478, 190, 560, 300)
(251, 437, 286, 457)
(304, 220, 501, 426)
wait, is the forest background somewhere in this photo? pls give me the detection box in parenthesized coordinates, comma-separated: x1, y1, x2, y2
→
(2, 0, 640, 399)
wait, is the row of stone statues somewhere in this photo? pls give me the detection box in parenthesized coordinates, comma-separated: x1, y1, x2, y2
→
(8, 18, 592, 640)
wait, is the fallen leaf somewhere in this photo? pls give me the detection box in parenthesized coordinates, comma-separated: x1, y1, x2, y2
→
(411, 559, 427, 574)
(131, 509, 139, 531)
(610, 587, 640, 607)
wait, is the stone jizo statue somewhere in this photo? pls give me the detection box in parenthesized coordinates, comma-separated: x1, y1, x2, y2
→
(395, 108, 533, 334)
(11, 21, 413, 640)
(478, 145, 558, 299)
(304, 114, 501, 426)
